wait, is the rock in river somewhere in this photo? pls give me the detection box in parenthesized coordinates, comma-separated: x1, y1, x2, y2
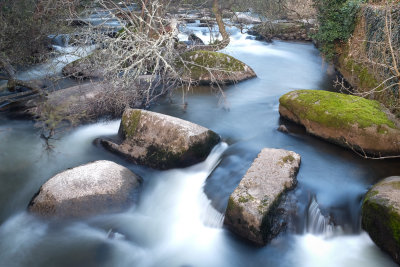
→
(101, 109, 220, 169)
(62, 53, 103, 79)
(279, 90, 400, 156)
(362, 176, 400, 264)
(224, 148, 301, 245)
(179, 50, 256, 85)
(29, 160, 142, 218)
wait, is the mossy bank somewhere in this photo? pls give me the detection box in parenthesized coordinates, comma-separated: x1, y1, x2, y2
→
(279, 89, 400, 156)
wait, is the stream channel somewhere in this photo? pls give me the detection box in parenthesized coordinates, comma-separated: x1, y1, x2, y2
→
(0, 20, 400, 267)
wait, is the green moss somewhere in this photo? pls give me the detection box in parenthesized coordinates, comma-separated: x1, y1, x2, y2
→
(280, 155, 295, 165)
(186, 131, 220, 159)
(143, 144, 183, 169)
(279, 90, 397, 130)
(344, 59, 380, 89)
(362, 195, 400, 247)
(389, 210, 400, 244)
(238, 194, 255, 203)
(121, 110, 141, 138)
(179, 50, 246, 80)
(227, 196, 242, 213)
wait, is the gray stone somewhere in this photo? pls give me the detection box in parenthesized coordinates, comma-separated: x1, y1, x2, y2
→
(29, 160, 142, 218)
(362, 176, 400, 264)
(224, 148, 301, 245)
(277, 124, 289, 133)
(101, 109, 220, 169)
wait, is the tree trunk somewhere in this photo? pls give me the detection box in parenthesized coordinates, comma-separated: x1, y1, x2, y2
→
(186, 0, 230, 52)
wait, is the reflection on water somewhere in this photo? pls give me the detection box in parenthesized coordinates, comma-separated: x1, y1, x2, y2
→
(1, 24, 400, 267)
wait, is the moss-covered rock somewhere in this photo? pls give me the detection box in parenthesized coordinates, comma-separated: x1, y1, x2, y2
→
(179, 50, 256, 85)
(279, 90, 400, 156)
(224, 148, 301, 245)
(101, 108, 220, 169)
(362, 176, 400, 264)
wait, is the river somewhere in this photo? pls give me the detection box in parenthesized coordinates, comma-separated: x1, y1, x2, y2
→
(0, 23, 399, 267)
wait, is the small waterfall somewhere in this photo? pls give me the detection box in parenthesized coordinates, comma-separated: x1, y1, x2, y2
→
(199, 193, 225, 228)
(195, 143, 227, 228)
(306, 196, 335, 236)
(49, 34, 70, 47)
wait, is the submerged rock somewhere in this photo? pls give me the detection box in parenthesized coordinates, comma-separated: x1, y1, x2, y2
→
(277, 124, 289, 133)
(224, 148, 301, 245)
(29, 160, 142, 218)
(101, 109, 220, 169)
(362, 176, 400, 264)
(279, 90, 400, 156)
(179, 50, 256, 85)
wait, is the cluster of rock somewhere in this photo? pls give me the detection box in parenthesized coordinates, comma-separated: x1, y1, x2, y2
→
(248, 22, 315, 42)
(29, 109, 221, 218)
(278, 88, 400, 264)
(29, 107, 303, 249)
(27, 85, 400, 266)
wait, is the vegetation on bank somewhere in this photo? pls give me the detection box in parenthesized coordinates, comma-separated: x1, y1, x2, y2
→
(313, 0, 364, 60)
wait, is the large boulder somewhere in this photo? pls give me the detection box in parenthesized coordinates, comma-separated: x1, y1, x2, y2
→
(224, 148, 301, 245)
(101, 109, 220, 169)
(179, 50, 256, 85)
(362, 176, 400, 264)
(29, 160, 142, 218)
(279, 90, 400, 156)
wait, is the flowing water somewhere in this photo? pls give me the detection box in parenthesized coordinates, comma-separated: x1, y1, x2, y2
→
(1, 23, 400, 267)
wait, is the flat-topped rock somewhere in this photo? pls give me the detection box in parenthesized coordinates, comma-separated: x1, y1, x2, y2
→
(29, 160, 142, 218)
(279, 90, 400, 156)
(362, 176, 400, 264)
(101, 109, 220, 169)
(224, 148, 301, 245)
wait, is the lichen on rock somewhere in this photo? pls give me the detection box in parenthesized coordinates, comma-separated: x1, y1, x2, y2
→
(224, 148, 301, 245)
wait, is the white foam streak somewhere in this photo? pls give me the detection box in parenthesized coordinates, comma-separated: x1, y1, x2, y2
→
(306, 197, 335, 237)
